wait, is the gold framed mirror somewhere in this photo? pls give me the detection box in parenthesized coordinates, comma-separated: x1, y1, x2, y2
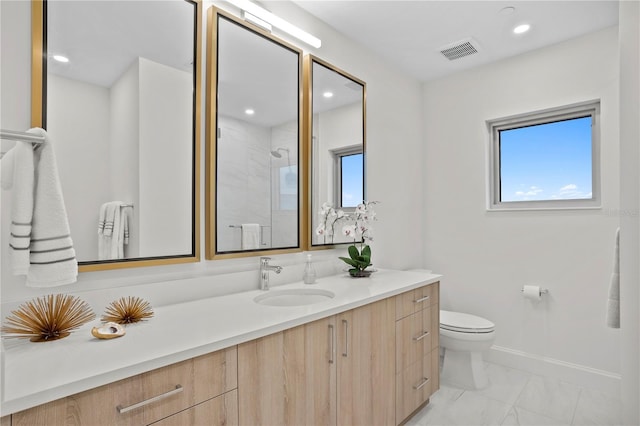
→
(31, 0, 201, 271)
(205, 7, 303, 259)
(303, 55, 366, 248)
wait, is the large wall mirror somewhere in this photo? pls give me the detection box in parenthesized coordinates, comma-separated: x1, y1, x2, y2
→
(31, 0, 201, 271)
(205, 8, 302, 259)
(305, 55, 366, 247)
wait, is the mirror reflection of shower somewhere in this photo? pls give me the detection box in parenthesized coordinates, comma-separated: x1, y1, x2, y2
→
(271, 147, 297, 186)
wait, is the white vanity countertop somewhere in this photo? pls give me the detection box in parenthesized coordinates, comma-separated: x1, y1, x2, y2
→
(0, 269, 441, 415)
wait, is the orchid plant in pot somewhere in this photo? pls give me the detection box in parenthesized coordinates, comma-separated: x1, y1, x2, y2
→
(316, 201, 378, 277)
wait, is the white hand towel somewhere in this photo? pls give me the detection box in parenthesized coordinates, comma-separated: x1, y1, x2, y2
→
(98, 202, 107, 235)
(241, 223, 260, 250)
(606, 227, 620, 328)
(11, 128, 77, 287)
(99, 201, 128, 260)
(1, 147, 16, 189)
(9, 140, 34, 276)
(98, 201, 117, 259)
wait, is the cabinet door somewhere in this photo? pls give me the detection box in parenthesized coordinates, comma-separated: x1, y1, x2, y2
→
(337, 298, 395, 426)
(149, 390, 238, 426)
(12, 375, 144, 426)
(238, 316, 336, 425)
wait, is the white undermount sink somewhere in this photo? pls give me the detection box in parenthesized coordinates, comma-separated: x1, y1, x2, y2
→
(253, 288, 335, 307)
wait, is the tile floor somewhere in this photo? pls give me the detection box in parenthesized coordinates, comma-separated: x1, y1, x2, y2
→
(407, 362, 623, 426)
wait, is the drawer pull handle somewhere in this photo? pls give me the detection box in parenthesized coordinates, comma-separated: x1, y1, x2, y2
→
(329, 324, 335, 364)
(342, 319, 349, 357)
(413, 377, 430, 391)
(414, 295, 430, 304)
(413, 331, 430, 341)
(117, 385, 183, 414)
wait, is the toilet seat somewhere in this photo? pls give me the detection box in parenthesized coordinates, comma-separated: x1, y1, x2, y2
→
(440, 310, 495, 334)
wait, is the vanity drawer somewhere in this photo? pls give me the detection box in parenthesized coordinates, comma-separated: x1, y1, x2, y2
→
(396, 307, 432, 374)
(12, 347, 237, 426)
(395, 353, 432, 425)
(149, 390, 238, 426)
(142, 347, 237, 424)
(395, 283, 438, 320)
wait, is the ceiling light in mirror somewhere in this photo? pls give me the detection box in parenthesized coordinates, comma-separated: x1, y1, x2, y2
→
(245, 108, 255, 115)
(323, 91, 334, 98)
(513, 24, 531, 34)
(52, 55, 69, 63)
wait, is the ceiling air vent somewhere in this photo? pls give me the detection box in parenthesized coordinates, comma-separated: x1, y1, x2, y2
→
(439, 38, 479, 61)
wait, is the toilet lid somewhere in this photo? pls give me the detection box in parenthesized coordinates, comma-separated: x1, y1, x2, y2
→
(440, 310, 495, 333)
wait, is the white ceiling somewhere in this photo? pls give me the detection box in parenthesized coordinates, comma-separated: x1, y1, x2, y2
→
(292, 0, 620, 82)
(48, 1, 195, 88)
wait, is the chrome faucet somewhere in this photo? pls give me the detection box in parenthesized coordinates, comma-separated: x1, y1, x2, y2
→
(260, 257, 282, 291)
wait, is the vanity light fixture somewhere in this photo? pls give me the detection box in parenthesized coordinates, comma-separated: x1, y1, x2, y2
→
(242, 10, 272, 32)
(245, 108, 255, 115)
(226, 0, 322, 48)
(52, 54, 69, 63)
(513, 24, 531, 34)
(323, 91, 334, 98)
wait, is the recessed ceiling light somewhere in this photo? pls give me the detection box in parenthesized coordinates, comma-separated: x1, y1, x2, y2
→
(52, 55, 69, 63)
(323, 91, 334, 98)
(245, 109, 255, 115)
(513, 24, 531, 34)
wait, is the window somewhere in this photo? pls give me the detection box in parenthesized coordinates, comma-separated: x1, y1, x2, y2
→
(487, 100, 600, 210)
(332, 145, 364, 208)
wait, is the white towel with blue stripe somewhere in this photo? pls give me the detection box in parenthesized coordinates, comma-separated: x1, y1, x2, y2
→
(9, 128, 77, 287)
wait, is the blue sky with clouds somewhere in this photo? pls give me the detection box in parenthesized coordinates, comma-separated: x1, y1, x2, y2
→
(500, 116, 593, 202)
(341, 153, 363, 207)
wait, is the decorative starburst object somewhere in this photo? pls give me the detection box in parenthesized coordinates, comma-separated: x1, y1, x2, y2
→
(1, 294, 95, 342)
(102, 296, 154, 325)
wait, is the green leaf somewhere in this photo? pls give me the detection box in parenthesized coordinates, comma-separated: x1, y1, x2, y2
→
(348, 245, 360, 260)
(362, 245, 371, 258)
(339, 257, 360, 268)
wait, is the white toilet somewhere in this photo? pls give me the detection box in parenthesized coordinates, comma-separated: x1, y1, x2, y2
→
(439, 310, 495, 389)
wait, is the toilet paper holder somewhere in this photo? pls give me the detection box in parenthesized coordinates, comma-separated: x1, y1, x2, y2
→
(520, 287, 549, 294)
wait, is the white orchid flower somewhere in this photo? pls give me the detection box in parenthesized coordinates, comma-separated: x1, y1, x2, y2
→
(315, 223, 326, 236)
(342, 224, 357, 238)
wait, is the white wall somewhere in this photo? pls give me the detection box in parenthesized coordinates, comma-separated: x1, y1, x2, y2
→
(618, 1, 640, 423)
(47, 75, 111, 261)
(138, 57, 193, 257)
(110, 60, 140, 258)
(423, 27, 621, 392)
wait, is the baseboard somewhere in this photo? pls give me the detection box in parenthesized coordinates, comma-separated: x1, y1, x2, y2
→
(486, 345, 621, 398)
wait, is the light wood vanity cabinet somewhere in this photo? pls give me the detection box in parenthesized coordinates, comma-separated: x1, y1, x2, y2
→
(9, 281, 439, 426)
(238, 299, 396, 426)
(238, 283, 437, 426)
(12, 347, 238, 426)
(395, 282, 440, 424)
